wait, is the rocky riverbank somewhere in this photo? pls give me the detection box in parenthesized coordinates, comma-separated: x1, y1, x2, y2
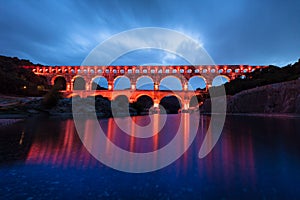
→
(201, 79, 300, 114)
(1, 78, 300, 121)
(0, 95, 140, 119)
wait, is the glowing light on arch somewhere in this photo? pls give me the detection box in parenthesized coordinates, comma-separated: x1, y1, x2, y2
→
(114, 76, 131, 90)
(188, 76, 207, 90)
(212, 75, 230, 87)
(159, 76, 182, 91)
(136, 76, 154, 90)
(135, 94, 154, 102)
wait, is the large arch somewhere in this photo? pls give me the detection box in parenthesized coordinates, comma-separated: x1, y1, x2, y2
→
(159, 76, 182, 91)
(212, 75, 230, 87)
(53, 76, 67, 90)
(136, 76, 154, 90)
(73, 76, 86, 90)
(134, 95, 154, 113)
(188, 76, 207, 91)
(91, 76, 108, 90)
(111, 95, 130, 115)
(159, 95, 182, 114)
(113, 76, 131, 90)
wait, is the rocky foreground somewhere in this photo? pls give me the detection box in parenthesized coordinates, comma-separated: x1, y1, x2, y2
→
(201, 79, 300, 114)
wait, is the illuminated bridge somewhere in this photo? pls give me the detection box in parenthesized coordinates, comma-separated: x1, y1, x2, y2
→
(24, 65, 267, 111)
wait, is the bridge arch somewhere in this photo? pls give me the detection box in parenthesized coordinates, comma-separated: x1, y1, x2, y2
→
(113, 75, 131, 90)
(111, 95, 130, 114)
(111, 93, 130, 102)
(188, 75, 207, 91)
(52, 76, 67, 90)
(72, 75, 86, 90)
(159, 75, 182, 91)
(212, 75, 230, 87)
(113, 94, 129, 102)
(134, 95, 154, 112)
(133, 93, 153, 102)
(136, 76, 154, 90)
(159, 94, 182, 114)
(91, 76, 108, 90)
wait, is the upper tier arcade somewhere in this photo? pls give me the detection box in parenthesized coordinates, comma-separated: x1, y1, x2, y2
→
(23, 65, 268, 91)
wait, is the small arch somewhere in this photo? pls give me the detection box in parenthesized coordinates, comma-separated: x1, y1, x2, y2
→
(240, 75, 246, 79)
(73, 76, 86, 90)
(91, 76, 108, 90)
(159, 76, 182, 91)
(53, 76, 67, 90)
(188, 76, 207, 91)
(212, 75, 230, 87)
(226, 69, 232, 73)
(114, 76, 131, 90)
(136, 76, 154, 90)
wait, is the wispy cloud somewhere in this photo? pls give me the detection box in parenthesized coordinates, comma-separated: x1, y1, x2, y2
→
(0, 0, 299, 66)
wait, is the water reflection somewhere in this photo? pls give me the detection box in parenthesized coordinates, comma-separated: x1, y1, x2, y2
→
(0, 115, 300, 198)
(72, 113, 198, 173)
(25, 119, 98, 168)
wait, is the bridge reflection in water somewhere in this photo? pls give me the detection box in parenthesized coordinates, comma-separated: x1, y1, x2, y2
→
(23, 114, 257, 175)
(26, 114, 195, 169)
(1, 115, 300, 198)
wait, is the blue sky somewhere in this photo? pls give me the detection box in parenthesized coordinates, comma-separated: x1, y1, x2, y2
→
(0, 0, 299, 66)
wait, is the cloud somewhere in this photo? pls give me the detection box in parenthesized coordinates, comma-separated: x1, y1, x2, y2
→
(0, 0, 299, 66)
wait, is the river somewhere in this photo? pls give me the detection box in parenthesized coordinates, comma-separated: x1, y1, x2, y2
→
(0, 114, 299, 199)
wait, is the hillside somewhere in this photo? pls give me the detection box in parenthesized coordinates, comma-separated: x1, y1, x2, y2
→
(223, 59, 300, 95)
(1, 55, 300, 115)
(200, 58, 300, 114)
(201, 79, 300, 114)
(0, 55, 48, 96)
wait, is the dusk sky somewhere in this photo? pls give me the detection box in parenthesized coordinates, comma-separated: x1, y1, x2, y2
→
(0, 0, 299, 66)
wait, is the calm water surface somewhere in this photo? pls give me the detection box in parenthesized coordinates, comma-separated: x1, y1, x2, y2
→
(0, 114, 300, 199)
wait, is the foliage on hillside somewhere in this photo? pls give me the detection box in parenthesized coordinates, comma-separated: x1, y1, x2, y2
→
(0, 55, 48, 96)
(210, 59, 300, 96)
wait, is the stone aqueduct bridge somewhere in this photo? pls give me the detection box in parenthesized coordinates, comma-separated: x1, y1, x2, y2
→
(24, 65, 267, 110)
